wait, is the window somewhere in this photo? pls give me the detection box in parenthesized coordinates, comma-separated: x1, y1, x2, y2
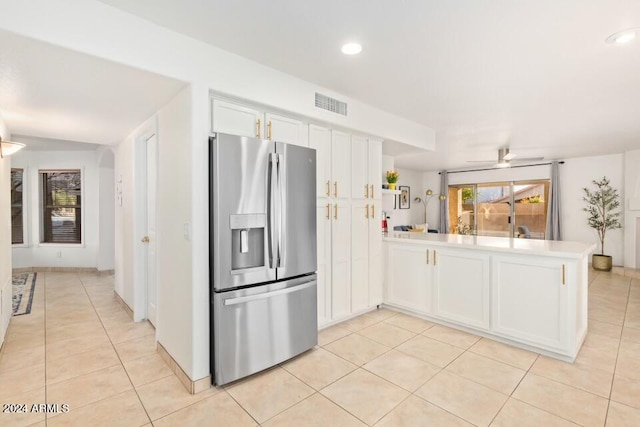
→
(449, 180, 550, 239)
(11, 168, 24, 244)
(40, 170, 82, 244)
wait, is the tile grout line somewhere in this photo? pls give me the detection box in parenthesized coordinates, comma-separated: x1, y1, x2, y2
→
(603, 276, 633, 423)
(44, 272, 48, 427)
(75, 273, 154, 425)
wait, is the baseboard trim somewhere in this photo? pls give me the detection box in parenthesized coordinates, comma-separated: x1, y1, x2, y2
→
(157, 342, 212, 394)
(113, 292, 134, 320)
(12, 267, 103, 274)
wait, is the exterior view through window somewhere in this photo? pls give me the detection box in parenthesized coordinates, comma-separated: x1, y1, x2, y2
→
(41, 170, 82, 244)
(11, 168, 24, 244)
(449, 180, 550, 239)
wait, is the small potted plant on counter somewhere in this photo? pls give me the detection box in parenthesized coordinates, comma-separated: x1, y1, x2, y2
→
(583, 176, 622, 271)
(386, 170, 399, 190)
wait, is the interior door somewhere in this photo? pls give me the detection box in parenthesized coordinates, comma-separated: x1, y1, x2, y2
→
(146, 134, 158, 326)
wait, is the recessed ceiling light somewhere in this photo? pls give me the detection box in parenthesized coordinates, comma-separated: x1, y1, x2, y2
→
(605, 29, 638, 44)
(341, 42, 362, 55)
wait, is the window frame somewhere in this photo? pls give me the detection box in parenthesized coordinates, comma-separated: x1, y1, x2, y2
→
(38, 168, 85, 247)
(10, 167, 29, 247)
(449, 179, 550, 239)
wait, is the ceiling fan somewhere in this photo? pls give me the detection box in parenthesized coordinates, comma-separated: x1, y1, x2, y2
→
(467, 148, 544, 168)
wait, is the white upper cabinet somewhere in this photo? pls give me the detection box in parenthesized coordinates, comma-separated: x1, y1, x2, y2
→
(265, 112, 308, 147)
(331, 130, 351, 199)
(211, 98, 307, 147)
(309, 125, 332, 199)
(211, 99, 261, 138)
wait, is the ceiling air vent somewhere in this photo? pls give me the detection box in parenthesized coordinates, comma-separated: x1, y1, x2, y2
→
(315, 92, 348, 116)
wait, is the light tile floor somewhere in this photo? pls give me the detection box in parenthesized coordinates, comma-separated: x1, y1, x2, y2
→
(1, 269, 640, 426)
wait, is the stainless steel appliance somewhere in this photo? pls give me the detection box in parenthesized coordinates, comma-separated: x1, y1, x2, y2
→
(209, 133, 317, 386)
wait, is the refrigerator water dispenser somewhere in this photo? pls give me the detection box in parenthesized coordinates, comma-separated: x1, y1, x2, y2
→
(230, 214, 266, 271)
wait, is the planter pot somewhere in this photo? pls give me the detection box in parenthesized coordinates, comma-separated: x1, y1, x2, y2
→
(388, 183, 397, 190)
(592, 254, 613, 271)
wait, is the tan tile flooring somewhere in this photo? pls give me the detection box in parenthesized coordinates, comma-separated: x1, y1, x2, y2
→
(1, 270, 640, 426)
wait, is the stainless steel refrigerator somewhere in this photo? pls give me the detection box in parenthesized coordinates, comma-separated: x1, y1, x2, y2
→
(209, 132, 317, 386)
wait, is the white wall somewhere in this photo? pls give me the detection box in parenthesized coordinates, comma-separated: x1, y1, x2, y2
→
(156, 86, 194, 378)
(0, 0, 439, 382)
(0, 116, 13, 347)
(624, 150, 640, 268)
(10, 149, 101, 269)
(97, 149, 115, 271)
(114, 116, 155, 311)
(560, 154, 624, 265)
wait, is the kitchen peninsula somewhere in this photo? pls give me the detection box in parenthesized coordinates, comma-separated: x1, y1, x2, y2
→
(383, 233, 596, 361)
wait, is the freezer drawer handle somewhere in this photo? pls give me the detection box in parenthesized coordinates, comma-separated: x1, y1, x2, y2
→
(223, 281, 316, 306)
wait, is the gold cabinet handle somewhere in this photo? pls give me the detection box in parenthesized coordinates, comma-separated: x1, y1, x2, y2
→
(141, 236, 150, 243)
(371, 205, 375, 219)
(562, 264, 566, 285)
(256, 119, 261, 139)
(326, 180, 330, 197)
(433, 250, 437, 265)
(365, 184, 369, 198)
(267, 121, 272, 140)
(334, 204, 338, 220)
(365, 204, 369, 219)
(370, 184, 374, 199)
(334, 181, 338, 198)
(326, 204, 330, 220)
(426, 250, 429, 265)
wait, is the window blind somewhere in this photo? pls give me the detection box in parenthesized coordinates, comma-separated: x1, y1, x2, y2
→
(41, 170, 82, 244)
(11, 168, 24, 244)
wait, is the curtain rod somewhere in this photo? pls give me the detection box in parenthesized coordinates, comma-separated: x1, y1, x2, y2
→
(438, 161, 565, 175)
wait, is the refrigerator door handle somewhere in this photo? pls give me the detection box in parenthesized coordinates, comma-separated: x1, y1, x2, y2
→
(268, 153, 278, 268)
(222, 280, 315, 306)
(276, 153, 284, 268)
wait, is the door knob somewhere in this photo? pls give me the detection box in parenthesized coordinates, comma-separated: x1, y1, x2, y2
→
(141, 236, 150, 243)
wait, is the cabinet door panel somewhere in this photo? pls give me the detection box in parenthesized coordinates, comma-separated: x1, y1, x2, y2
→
(309, 125, 332, 199)
(212, 99, 261, 138)
(331, 131, 351, 199)
(368, 139, 382, 200)
(351, 136, 369, 200)
(316, 202, 332, 326)
(492, 255, 567, 351)
(331, 201, 351, 319)
(266, 113, 308, 147)
(351, 202, 369, 313)
(369, 201, 383, 306)
(435, 249, 490, 329)
(387, 245, 432, 314)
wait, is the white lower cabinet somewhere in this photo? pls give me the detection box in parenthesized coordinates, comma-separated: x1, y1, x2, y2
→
(331, 201, 352, 321)
(386, 244, 433, 314)
(491, 254, 569, 352)
(434, 248, 490, 329)
(383, 240, 587, 360)
(316, 202, 332, 326)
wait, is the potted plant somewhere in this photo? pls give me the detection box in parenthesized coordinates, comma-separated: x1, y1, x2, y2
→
(386, 170, 399, 190)
(582, 176, 622, 271)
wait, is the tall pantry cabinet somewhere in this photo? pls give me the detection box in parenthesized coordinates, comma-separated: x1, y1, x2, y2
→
(212, 98, 383, 329)
(310, 126, 383, 327)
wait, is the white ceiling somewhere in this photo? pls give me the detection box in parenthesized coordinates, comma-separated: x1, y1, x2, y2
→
(97, 0, 640, 170)
(0, 30, 186, 146)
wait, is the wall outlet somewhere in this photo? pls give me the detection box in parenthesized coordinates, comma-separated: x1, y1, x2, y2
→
(56, 251, 62, 258)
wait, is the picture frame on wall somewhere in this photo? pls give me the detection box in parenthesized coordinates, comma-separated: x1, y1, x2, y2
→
(399, 186, 410, 209)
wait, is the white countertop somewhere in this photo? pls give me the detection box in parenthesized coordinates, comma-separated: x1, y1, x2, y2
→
(384, 232, 596, 259)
